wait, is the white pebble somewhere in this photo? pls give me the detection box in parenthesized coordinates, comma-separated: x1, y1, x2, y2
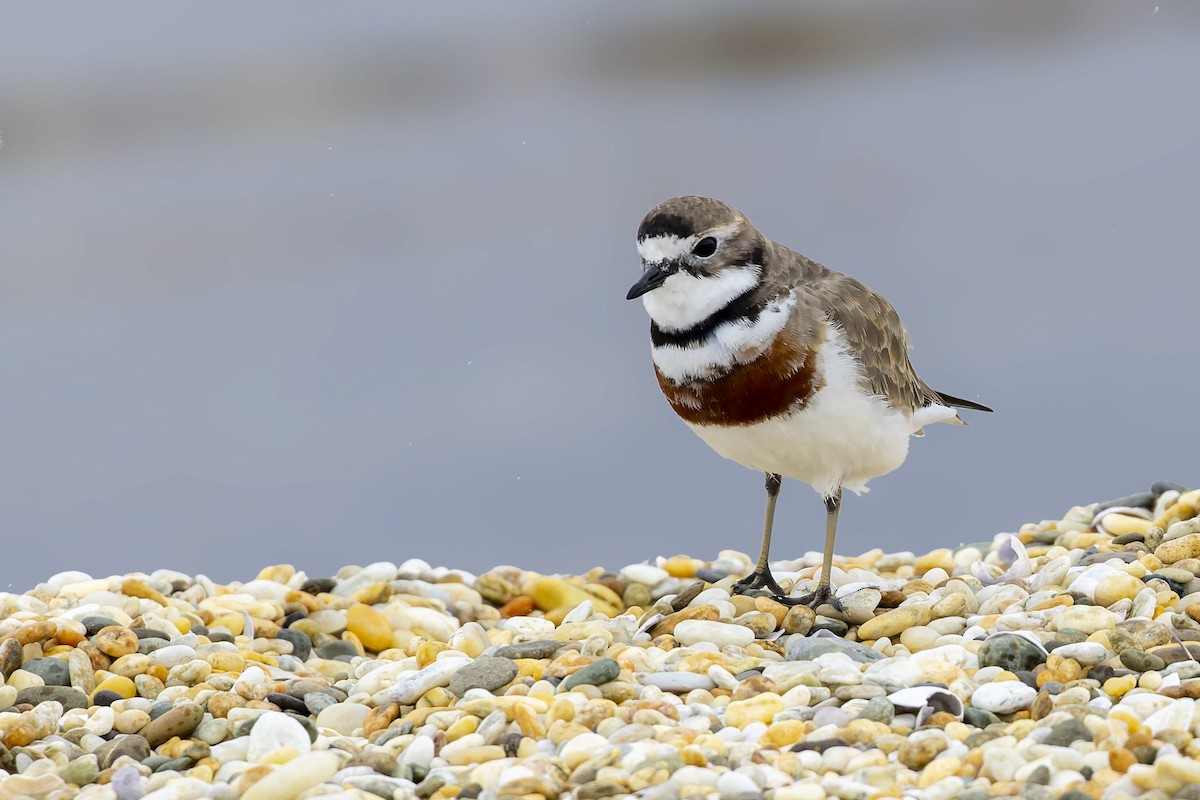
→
(239, 751, 341, 800)
(315, 702, 371, 736)
(247, 711, 312, 762)
(620, 563, 670, 586)
(150, 645, 197, 669)
(1050, 642, 1109, 666)
(372, 657, 468, 705)
(971, 681, 1038, 714)
(673, 620, 754, 648)
(718, 770, 762, 799)
(642, 672, 716, 693)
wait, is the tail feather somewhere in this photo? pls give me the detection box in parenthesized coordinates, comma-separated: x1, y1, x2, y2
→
(934, 390, 993, 413)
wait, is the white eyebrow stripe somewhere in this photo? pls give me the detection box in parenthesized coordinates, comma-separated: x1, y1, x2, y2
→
(637, 235, 692, 263)
(636, 224, 740, 264)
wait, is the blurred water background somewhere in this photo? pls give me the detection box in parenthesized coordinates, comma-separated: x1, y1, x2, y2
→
(1, 1, 1197, 589)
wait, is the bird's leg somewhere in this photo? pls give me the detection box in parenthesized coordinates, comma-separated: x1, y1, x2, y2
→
(794, 488, 844, 611)
(733, 473, 798, 602)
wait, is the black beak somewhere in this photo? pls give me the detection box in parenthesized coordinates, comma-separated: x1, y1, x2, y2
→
(626, 262, 671, 300)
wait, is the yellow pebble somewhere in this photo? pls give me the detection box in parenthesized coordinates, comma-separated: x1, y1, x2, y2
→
(1098, 514, 1152, 536)
(210, 614, 244, 636)
(206, 653, 246, 673)
(1104, 675, 1137, 697)
(255, 564, 295, 583)
(992, 670, 1020, 682)
(1139, 671, 1163, 691)
(346, 604, 394, 653)
(514, 703, 545, 738)
(663, 556, 701, 578)
(549, 698, 575, 723)
(240, 651, 278, 667)
(918, 756, 963, 787)
(416, 641, 448, 667)
(1095, 572, 1143, 607)
(444, 715, 478, 743)
(92, 675, 137, 700)
(915, 547, 956, 573)
(513, 658, 544, 682)
(350, 582, 392, 606)
(725, 693, 784, 729)
(761, 720, 806, 748)
(121, 578, 168, 606)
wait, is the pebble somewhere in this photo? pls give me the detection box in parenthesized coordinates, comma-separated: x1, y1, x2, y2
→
(979, 633, 1047, 672)
(562, 657, 621, 689)
(242, 711, 311, 763)
(673, 620, 755, 648)
(970, 681, 1038, 714)
(448, 655, 519, 695)
(239, 750, 341, 800)
(315, 701, 371, 735)
(0, 481, 1199, 798)
(137, 702, 204, 746)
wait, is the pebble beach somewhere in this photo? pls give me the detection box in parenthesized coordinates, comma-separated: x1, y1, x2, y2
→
(3, 482, 1200, 800)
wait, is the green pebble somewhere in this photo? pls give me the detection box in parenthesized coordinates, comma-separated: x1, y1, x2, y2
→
(1120, 648, 1167, 672)
(57, 755, 99, 786)
(562, 657, 621, 690)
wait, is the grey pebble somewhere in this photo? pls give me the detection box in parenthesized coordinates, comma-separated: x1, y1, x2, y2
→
(1042, 718, 1092, 747)
(811, 618, 849, 636)
(978, 635, 1046, 672)
(1021, 785, 1055, 800)
(316, 640, 360, 660)
(963, 707, 1002, 729)
(21, 656, 71, 686)
(266, 692, 309, 714)
(786, 636, 883, 664)
(133, 628, 173, 641)
(288, 679, 347, 701)
(857, 696, 895, 724)
(16, 686, 89, 710)
(304, 692, 337, 715)
(1152, 479, 1190, 495)
(493, 640, 562, 660)
(694, 568, 729, 583)
(81, 615, 124, 636)
(96, 735, 151, 770)
(276, 628, 312, 662)
(1097, 491, 1156, 512)
(448, 656, 519, 696)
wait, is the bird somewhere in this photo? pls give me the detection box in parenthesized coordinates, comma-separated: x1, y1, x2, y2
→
(626, 196, 991, 609)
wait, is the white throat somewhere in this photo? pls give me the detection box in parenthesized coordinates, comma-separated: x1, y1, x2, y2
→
(640, 265, 761, 333)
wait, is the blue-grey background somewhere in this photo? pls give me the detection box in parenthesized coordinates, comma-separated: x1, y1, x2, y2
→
(2, 1, 1196, 591)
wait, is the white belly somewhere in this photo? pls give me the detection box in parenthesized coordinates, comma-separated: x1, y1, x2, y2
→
(688, 402, 913, 498)
(685, 331, 932, 497)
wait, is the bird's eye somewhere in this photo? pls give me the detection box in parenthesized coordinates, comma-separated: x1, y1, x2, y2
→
(692, 237, 718, 258)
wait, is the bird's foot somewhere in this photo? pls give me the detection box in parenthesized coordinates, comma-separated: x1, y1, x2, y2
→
(733, 568, 808, 606)
(792, 583, 843, 613)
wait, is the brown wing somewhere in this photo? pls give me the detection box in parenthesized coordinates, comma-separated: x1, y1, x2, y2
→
(788, 252, 939, 412)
